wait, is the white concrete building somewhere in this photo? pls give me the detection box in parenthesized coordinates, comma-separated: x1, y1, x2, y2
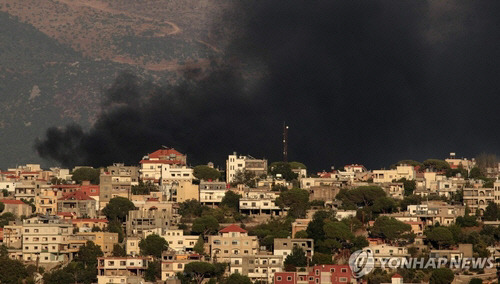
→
(226, 153, 267, 183)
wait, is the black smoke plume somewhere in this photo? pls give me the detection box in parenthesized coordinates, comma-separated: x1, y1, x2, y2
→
(35, 1, 500, 170)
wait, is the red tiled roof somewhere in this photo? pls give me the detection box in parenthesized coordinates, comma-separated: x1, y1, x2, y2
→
(59, 190, 94, 201)
(149, 149, 183, 158)
(392, 274, 403, 278)
(0, 199, 25, 205)
(139, 160, 182, 164)
(219, 224, 247, 233)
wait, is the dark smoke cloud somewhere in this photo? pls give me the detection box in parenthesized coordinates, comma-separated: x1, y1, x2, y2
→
(35, 1, 500, 170)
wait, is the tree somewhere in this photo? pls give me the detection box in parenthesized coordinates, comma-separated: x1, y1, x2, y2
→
(336, 186, 386, 208)
(423, 159, 450, 171)
(323, 221, 353, 243)
(0, 202, 4, 213)
(270, 162, 298, 181)
(371, 216, 412, 242)
(220, 191, 241, 211)
(145, 260, 161, 281)
(284, 246, 307, 271)
(194, 235, 205, 254)
(397, 178, 416, 196)
(0, 212, 16, 228)
(469, 278, 482, 284)
(102, 197, 136, 222)
(184, 262, 216, 284)
(108, 219, 125, 242)
(426, 227, 455, 249)
(139, 234, 168, 258)
(289, 161, 307, 170)
(311, 252, 333, 265)
(231, 170, 256, 187)
(306, 210, 335, 244)
(112, 244, 126, 257)
(371, 197, 397, 214)
(71, 167, 100, 184)
(429, 268, 454, 284)
(248, 218, 292, 250)
(76, 241, 103, 269)
(469, 167, 483, 179)
(295, 230, 308, 238)
(193, 165, 221, 181)
(1, 189, 8, 197)
(484, 202, 500, 221)
(456, 207, 478, 227)
(0, 256, 28, 284)
(192, 215, 219, 235)
(276, 188, 310, 218)
(223, 273, 252, 284)
(179, 199, 206, 219)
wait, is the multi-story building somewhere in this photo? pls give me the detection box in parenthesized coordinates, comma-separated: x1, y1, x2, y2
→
(70, 232, 119, 256)
(167, 181, 198, 203)
(139, 148, 187, 185)
(208, 224, 259, 262)
(126, 208, 178, 236)
(463, 187, 498, 215)
(57, 191, 97, 218)
(199, 181, 227, 206)
(160, 165, 194, 186)
(14, 182, 39, 201)
(383, 201, 465, 226)
(274, 265, 353, 284)
(143, 228, 199, 252)
(372, 165, 416, 183)
(99, 164, 139, 208)
(238, 189, 284, 216)
(126, 237, 141, 256)
(362, 244, 409, 268)
(230, 253, 284, 283)
(21, 216, 73, 264)
(0, 199, 32, 217)
(274, 238, 314, 259)
(97, 257, 148, 284)
(226, 153, 268, 183)
(161, 251, 204, 281)
(3, 222, 23, 248)
(35, 189, 62, 215)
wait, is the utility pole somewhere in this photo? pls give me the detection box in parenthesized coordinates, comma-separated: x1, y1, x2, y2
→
(283, 123, 289, 163)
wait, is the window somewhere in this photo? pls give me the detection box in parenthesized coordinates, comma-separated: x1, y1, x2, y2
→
(287, 276, 292, 281)
(234, 260, 240, 264)
(277, 276, 282, 281)
(330, 268, 335, 272)
(120, 261, 126, 266)
(315, 270, 319, 275)
(109, 261, 115, 266)
(341, 268, 347, 273)
(339, 277, 348, 282)
(178, 264, 183, 269)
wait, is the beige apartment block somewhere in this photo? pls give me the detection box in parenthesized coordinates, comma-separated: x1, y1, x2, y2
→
(22, 216, 73, 264)
(97, 256, 148, 284)
(208, 224, 259, 262)
(35, 189, 62, 215)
